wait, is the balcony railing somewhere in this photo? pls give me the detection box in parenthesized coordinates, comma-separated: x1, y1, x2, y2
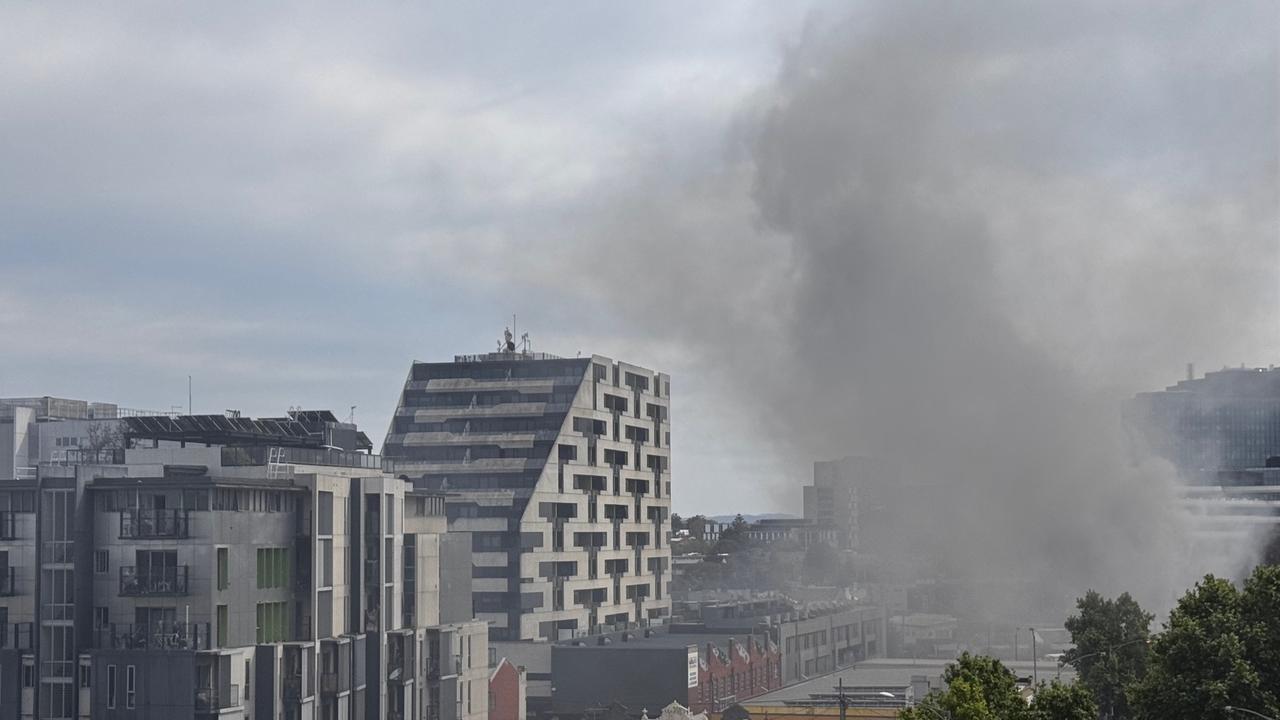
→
(94, 622, 212, 651)
(119, 565, 189, 596)
(195, 684, 240, 713)
(0, 511, 15, 540)
(0, 567, 15, 596)
(120, 509, 191, 539)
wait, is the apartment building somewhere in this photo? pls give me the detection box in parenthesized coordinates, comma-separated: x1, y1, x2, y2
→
(0, 408, 487, 720)
(383, 349, 673, 642)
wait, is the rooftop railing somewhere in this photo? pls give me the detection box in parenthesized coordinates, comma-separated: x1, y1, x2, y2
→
(221, 445, 382, 470)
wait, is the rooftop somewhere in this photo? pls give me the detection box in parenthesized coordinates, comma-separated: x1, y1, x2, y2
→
(751, 658, 1075, 704)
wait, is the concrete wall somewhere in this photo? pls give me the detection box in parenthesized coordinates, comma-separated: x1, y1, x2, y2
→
(440, 533, 474, 624)
(86, 651, 198, 720)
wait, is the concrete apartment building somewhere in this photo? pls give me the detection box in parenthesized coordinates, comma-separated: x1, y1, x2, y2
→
(383, 348, 673, 642)
(1126, 365, 1280, 473)
(0, 404, 488, 720)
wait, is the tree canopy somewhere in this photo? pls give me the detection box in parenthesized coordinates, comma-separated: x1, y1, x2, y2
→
(898, 654, 1094, 720)
(1129, 566, 1280, 720)
(1062, 590, 1153, 718)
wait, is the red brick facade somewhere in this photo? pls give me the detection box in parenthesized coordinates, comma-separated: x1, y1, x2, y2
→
(490, 658, 525, 720)
(690, 637, 782, 714)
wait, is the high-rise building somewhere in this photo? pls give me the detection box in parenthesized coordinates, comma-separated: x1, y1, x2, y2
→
(803, 456, 899, 552)
(0, 405, 488, 720)
(383, 349, 673, 642)
(1126, 366, 1280, 474)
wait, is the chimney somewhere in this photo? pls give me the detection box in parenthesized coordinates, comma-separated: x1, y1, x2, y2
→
(1187, 363, 1194, 381)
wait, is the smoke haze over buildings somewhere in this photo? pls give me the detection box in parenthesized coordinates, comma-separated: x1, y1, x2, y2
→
(1, 1, 1277, 616)
(563, 1, 1280, 613)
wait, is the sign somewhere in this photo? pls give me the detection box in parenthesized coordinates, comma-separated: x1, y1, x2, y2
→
(687, 646, 699, 688)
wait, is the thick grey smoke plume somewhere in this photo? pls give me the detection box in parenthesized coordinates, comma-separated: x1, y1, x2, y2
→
(563, 1, 1279, 614)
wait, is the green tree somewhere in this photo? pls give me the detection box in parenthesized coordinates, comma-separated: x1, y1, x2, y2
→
(1029, 681, 1096, 720)
(1062, 590, 1152, 718)
(899, 653, 1029, 720)
(711, 514, 752, 555)
(1129, 571, 1279, 720)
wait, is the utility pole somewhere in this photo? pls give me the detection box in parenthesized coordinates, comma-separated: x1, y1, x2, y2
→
(1031, 627, 1037, 684)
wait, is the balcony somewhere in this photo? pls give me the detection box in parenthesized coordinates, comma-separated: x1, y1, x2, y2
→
(283, 675, 305, 702)
(119, 565, 190, 596)
(0, 567, 15, 596)
(195, 684, 240, 714)
(120, 509, 191, 539)
(0, 511, 15, 540)
(319, 671, 341, 695)
(94, 622, 212, 651)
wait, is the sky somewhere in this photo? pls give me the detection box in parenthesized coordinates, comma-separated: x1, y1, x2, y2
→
(1, 0, 1277, 545)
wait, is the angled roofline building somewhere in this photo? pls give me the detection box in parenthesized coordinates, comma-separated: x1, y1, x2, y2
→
(383, 348, 673, 641)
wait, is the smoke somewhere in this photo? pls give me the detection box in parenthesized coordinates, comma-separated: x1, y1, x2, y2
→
(560, 1, 1279, 615)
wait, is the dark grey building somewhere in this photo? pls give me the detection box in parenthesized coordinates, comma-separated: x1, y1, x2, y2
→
(1126, 366, 1280, 474)
(0, 407, 488, 720)
(383, 349, 673, 642)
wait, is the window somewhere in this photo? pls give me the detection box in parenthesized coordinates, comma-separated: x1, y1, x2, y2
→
(245, 659, 251, 699)
(94, 607, 109, 630)
(94, 550, 108, 574)
(216, 547, 229, 590)
(256, 547, 289, 589)
(80, 664, 91, 688)
(126, 665, 136, 708)
(217, 605, 228, 647)
(317, 491, 333, 535)
(255, 601, 288, 643)
(106, 665, 116, 708)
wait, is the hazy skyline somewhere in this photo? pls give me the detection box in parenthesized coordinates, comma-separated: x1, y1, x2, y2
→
(1, 0, 1277, 536)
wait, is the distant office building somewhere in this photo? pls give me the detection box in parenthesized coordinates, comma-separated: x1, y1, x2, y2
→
(383, 347, 673, 642)
(742, 519, 838, 550)
(0, 406, 487, 720)
(803, 457, 899, 552)
(1126, 365, 1280, 473)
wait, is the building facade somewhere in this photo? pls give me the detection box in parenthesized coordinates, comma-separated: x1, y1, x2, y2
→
(0, 408, 487, 720)
(804, 457, 900, 553)
(383, 351, 673, 641)
(1126, 366, 1280, 473)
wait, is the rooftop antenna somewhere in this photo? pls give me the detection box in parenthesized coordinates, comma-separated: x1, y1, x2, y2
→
(349, 405, 357, 424)
(188, 375, 192, 414)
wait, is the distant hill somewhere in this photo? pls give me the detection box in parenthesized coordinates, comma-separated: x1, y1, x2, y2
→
(707, 513, 797, 523)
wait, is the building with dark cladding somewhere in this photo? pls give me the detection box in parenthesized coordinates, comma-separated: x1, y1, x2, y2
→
(383, 349, 673, 642)
(1127, 365, 1280, 474)
(551, 629, 781, 718)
